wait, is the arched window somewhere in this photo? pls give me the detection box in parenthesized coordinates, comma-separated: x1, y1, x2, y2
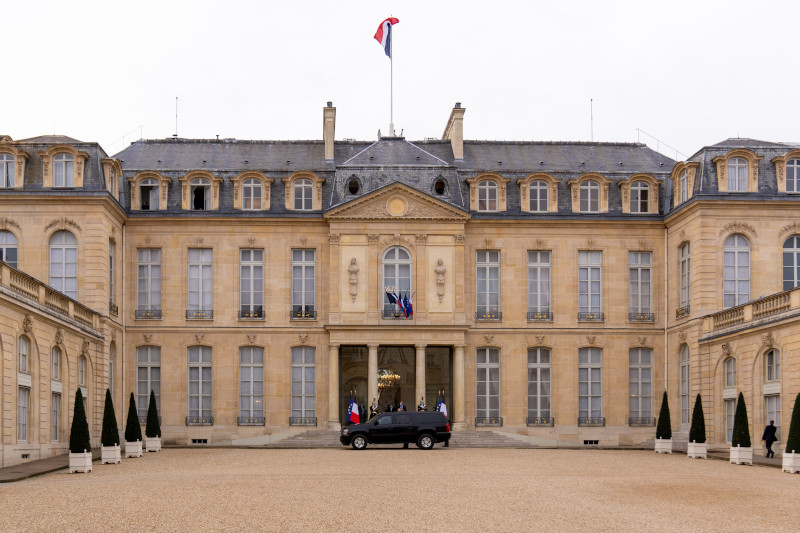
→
(79, 355, 87, 386)
(782, 235, 800, 291)
(18, 336, 29, 373)
(529, 180, 548, 212)
(680, 345, 690, 426)
(0, 153, 14, 187)
(765, 349, 780, 382)
(679, 169, 688, 203)
(51, 347, 61, 381)
(53, 153, 74, 187)
(724, 357, 736, 388)
(191, 178, 210, 210)
(727, 157, 748, 192)
(630, 181, 649, 213)
(140, 178, 159, 210)
(382, 247, 412, 317)
(242, 178, 261, 210)
(294, 178, 313, 211)
(49, 230, 77, 298)
(723, 234, 750, 308)
(580, 180, 599, 213)
(0, 230, 18, 268)
(527, 348, 551, 422)
(433, 178, 446, 195)
(346, 178, 360, 196)
(787, 159, 800, 193)
(477, 180, 497, 211)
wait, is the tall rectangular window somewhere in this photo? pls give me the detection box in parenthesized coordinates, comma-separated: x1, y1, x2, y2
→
(629, 348, 652, 420)
(476, 250, 500, 319)
(629, 252, 652, 318)
(527, 251, 551, 319)
(51, 392, 61, 441)
(240, 347, 264, 423)
(18, 387, 29, 442)
(137, 248, 162, 318)
(291, 346, 316, 421)
(680, 345, 690, 426)
(109, 241, 115, 305)
(766, 350, 780, 382)
(240, 249, 264, 318)
(527, 348, 551, 420)
(188, 248, 213, 318)
(578, 348, 602, 421)
(136, 346, 161, 418)
(725, 399, 736, 443)
(0, 153, 14, 187)
(291, 249, 316, 318)
(476, 348, 500, 419)
(765, 395, 781, 442)
(680, 243, 690, 310)
(188, 346, 212, 421)
(578, 251, 602, 317)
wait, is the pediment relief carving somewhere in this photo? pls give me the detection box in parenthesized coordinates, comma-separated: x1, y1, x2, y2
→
(325, 183, 470, 221)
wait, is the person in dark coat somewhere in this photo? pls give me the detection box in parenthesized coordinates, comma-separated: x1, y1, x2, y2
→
(762, 420, 778, 458)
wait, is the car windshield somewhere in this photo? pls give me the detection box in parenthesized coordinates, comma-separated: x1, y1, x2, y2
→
(375, 415, 392, 425)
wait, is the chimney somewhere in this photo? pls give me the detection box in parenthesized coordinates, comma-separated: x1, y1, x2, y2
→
(442, 102, 465, 161)
(323, 101, 336, 161)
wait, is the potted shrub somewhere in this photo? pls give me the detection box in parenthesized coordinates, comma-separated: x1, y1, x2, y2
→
(100, 389, 121, 464)
(783, 392, 800, 474)
(655, 391, 673, 454)
(730, 392, 753, 465)
(124, 392, 143, 458)
(68, 388, 93, 473)
(687, 394, 707, 459)
(145, 390, 162, 452)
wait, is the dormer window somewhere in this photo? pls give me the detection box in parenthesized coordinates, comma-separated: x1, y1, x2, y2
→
(53, 153, 74, 187)
(787, 159, 800, 193)
(580, 180, 599, 212)
(0, 153, 14, 187)
(191, 178, 210, 210)
(434, 178, 446, 195)
(282, 172, 324, 212)
(727, 157, 748, 192)
(140, 178, 159, 210)
(477, 180, 497, 211)
(347, 178, 360, 195)
(243, 178, 262, 210)
(294, 178, 313, 210)
(679, 170, 688, 202)
(630, 181, 649, 213)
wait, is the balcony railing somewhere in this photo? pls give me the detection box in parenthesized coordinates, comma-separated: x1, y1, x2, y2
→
(628, 416, 655, 427)
(186, 309, 213, 320)
(138, 415, 162, 425)
(628, 312, 654, 322)
(475, 308, 502, 321)
(136, 309, 162, 319)
(239, 308, 264, 319)
(109, 301, 119, 316)
(383, 304, 412, 319)
(186, 415, 214, 426)
(675, 305, 690, 319)
(238, 416, 265, 426)
(705, 286, 800, 334)
(578, 417, 605, 427)
(475, 416, 503, 427)
(290, 416, 317, 426)
(290, 306, 317, 320)
(527, 311, 553, 321)
(578, 312, 604, 322)
(526, 417, 554, 426)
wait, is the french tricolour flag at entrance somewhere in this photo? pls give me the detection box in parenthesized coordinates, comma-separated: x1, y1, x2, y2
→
(347, 394, 360, 424)
(374, 17, 399, 58)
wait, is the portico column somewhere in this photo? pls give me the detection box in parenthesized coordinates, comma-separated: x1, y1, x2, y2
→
(415, 344, 426, 408)
(328, 344, 341, 430)
(368, 344, 379, 408)
(453, 344, 466, 430)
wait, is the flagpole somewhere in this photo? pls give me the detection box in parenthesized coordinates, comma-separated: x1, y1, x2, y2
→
(389, 26, 394, 137)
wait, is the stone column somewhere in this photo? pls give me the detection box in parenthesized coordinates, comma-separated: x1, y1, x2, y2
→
(368, 344, 379, 408)
(415, 344, 426, 408)
(453, 344, 466, 430)
(327, 344, 341, 430)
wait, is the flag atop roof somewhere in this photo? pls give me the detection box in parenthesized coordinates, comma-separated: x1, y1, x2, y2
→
(374, 17, 399, 58)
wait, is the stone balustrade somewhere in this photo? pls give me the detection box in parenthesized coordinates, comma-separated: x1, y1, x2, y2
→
(705, 286, 800, 333)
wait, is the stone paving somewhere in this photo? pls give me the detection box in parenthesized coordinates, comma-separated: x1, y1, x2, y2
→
(0, 448, 796, 532)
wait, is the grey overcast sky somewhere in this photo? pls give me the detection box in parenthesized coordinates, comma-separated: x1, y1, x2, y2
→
(4, 0, 799, 160)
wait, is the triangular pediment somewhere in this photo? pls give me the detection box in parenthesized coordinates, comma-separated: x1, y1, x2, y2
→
(325, 183, 470, 221)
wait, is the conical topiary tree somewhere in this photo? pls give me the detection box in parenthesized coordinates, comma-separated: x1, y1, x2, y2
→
(785, 392, 800, 454)
(689, 393, 706, 444)
(69, 388, 91, 454)
(145, 390, 161, 439)
(731, 392, 751, 447)
(656, 391, 672, 440)
(125, 392, 142, 443)
(101, 388, 120, 447)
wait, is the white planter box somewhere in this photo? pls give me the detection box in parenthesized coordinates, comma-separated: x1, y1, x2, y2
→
(783, 451, 800, 474)
(125, 440, 143, 458)
(730, 445, 753, 465)
(654, 438, 673, 454)
(145, 436, 161, 452)
(69, 452, 93, 473)
(687, 441, 707, 459)
(101, 445, 121, 464)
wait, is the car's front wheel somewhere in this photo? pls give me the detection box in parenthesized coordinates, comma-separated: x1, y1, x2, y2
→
(417, 433, 434, 450)
(351, 435, 368, 450)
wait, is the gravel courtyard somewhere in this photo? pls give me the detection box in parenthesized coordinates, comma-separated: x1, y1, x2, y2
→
(0, 448, 796, 532)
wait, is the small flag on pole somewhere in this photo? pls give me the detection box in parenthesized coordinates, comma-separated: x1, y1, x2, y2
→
(374, 17, 399, 58)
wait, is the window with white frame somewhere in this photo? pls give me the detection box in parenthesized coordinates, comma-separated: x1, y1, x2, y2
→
(292, 249, 316, 318)
(679, 243, 690, 310)
(578, 251, 602, 316)
(79, 355, 87, 386)
(727, 157, 748, 192)
(579, 180, 599, 213)
(629, 252, 652, 318)
(765, 395, 781, 442)
(630, 181, 649, 213)
(18, 336, 29, 373)
(476, 250, 500, 319)
(291, 346, 316, 420)
(679, 169, 688, 203)
(188, 248, 213, 316)
(53, 153, 74, 187)
(239, 347, 264, 422)
(527, 251, 551, 319)
(787, 159, 800, 193)
(680, 345, 690, 426)
(109, 344, 115, 394)
(579, 348, 602, 420)
(190, 178, 210, 210)
(724, 358, 736, 388)
(725, 398, 736, 443)
(381, 247, 411, 317)
(782, 236, 800, 291)
(137, 346, 160, 418)
(0, 230, 17, 268)
(51, 392, 61, 442)
(476, 348, 500, 419)
(140, 178, 159, 210)
(527, 348, 551, 420)
(49, 230, 77, 298)
(0, 153, 14, 187)
(137, 248, 162, 317)
(18, 387, 29, 442)
(765, 349, 780, 382)
(477, 180, 498, 211)
(188, 346, 212, 420)
(240, 249, 264, 318)
(723, 234, 750, 308)
(629, 348, 652, 420)
(242, 178, 262, 210)
(529, 180, 548, 212)
(51, 347, 61, 381)
(109, 241, 115, 306)
(294, 178, 313, 211)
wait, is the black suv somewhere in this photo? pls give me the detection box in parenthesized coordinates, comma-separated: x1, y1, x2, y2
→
(340, 411, 451, 450)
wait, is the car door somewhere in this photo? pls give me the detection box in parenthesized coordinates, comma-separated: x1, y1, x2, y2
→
(369, 414, 394, 443)
(393, 413, 414, 443)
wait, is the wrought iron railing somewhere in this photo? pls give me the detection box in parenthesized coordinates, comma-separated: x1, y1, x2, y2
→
(628, 416, 655, 426)
(475, 416, 503, 427)
(186, 415, 214, 426)
(675, 305, 690, 319)
(109, 301, 119, 316)
(578, 417, 605, 427)
(238, 416, 266, 426)
(136, 308, 162, 319)
(382, 305, 412, 319)
(628, 312, 654, 322)
(239, 308, 264, 319)
(186, 309, 213, 319)
(526, 417, 554, 426)
(290, 307, 317, 320)
(138, 415, 162, 425)
(527, 311, 553, 321)
(578, 312, 604, 321)
(475, 309, 502, 320)
(290, 417, 317, 426)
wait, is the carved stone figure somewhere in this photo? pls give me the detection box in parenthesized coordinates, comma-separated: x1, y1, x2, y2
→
(348, 258, 359, 302)
(434, 258, 447, 302)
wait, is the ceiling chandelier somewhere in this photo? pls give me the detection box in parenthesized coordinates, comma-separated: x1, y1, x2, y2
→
(377, 368, 400, 390)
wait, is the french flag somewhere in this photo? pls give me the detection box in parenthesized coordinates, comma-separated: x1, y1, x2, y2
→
(374, 17, 399, 58)
(348, 397, 360, 424)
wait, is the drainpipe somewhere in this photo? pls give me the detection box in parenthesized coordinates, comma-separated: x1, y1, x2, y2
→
(665, 225, 669, 393)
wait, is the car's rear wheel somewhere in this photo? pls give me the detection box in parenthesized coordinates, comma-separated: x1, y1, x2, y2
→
(417, 433, 434, 450)
(351, 435, 368, 450)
